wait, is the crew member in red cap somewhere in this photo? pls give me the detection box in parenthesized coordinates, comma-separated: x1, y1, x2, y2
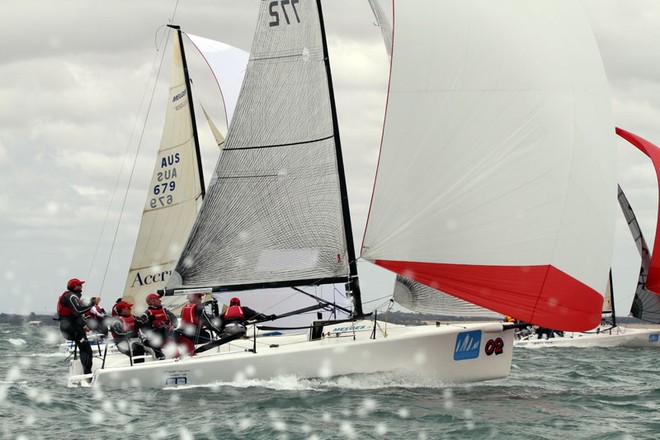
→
(177, 293, 223, 355)
(110, 301, 145, 363)
(56, 278, 101, 378)
(136, 293, 178, 359)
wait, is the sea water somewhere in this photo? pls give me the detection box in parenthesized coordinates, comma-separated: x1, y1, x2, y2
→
(1, 324, 659, 440)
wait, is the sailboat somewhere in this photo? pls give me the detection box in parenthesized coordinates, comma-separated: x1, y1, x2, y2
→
(68, 0, 520, 388)
(71, 0, 615, 388)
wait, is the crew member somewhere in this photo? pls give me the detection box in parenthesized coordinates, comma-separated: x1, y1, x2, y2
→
(56, 278, 100, 378)
(109, 301, 145, 363)
(85, 301, 108, 336)
(136, 293, 178, 359)
(222, 297, 274, 336)
(177, 293, 223, 355)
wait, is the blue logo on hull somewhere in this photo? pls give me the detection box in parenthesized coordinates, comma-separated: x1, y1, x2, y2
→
(454, 330, 482, 361)
(649, 334, 659, 343)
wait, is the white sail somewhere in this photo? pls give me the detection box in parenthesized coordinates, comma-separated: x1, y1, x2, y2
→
(187, 33, 249, 125)
(361, 0, 617, 331)
(168, 0, 358, 295)
(122, 31, 203, 314)
(393, 275, 502, 319)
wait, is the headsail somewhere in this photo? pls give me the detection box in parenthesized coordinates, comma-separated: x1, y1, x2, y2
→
(122, 29, 249, 314)
(617, 183, 660, 323)
(360, 0, 617, 331)
(187, 33, 249, 124)
(122, 28, 204, 314)
(167, 0, 362, 313)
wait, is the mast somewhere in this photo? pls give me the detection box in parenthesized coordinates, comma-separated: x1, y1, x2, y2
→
(168, 24, 206, 199)
(316, 0, 363, 316)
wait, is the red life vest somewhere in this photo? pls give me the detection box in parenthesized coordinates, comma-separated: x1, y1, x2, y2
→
(146, 306, 170, 328)
(111, 315, 135, 339)
(223, 305, 245, 322)
(57, 291, 76, 317)
(181, 303, 199, 326)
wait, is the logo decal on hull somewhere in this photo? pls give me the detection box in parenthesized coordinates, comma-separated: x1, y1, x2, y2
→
(454, 330, 482, 361)
(165, 375, 188, 386)
(649, 334, 659, 343)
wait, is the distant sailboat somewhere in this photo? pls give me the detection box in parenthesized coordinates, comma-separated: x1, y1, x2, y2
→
(616, 128, 660, 323)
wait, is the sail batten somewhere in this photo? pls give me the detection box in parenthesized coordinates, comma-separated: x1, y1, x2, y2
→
(361, 0, 616, 331)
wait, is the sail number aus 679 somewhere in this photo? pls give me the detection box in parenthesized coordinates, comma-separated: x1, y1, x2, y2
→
(484, 338, 504, 356)
(150, 181, 176, 208)
(269, 0, 301, 27)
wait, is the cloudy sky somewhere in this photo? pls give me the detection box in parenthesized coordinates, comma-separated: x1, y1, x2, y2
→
(2, 0, 660, 315)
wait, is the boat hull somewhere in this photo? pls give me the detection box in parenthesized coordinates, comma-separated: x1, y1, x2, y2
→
(69, 321, 514, 388)
(515, 326, 660, 348)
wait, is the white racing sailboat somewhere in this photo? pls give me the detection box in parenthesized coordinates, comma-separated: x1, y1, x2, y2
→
(71, 0, 616, 388)
(72, 0, 513, 389)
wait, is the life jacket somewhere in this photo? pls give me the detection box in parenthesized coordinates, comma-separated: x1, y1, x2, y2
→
(223, 305, 245, 322)
(111, 315, 135, 339)
(146, 306, 170, 328)
(181, 303, 200, 326)
(57, 291, 76, 317)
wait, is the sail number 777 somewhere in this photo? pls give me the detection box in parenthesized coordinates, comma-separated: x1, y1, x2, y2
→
(269, 0, 301, 27)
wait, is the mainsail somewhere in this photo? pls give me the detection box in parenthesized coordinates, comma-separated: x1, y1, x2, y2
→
(617, 183, 660, 323)
(167, 0, 362, 313)
(360, 0, 617, 331)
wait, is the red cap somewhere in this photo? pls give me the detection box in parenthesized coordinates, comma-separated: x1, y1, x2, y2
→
(146, 293, 161, 303)
(67, 278, 85, 289)
(115, 301, 133, 312)
(230, 297, 241, 306)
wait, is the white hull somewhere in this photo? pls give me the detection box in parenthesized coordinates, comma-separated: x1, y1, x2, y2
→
(69, 321, 514, 388)
(515, 326, 660, 348)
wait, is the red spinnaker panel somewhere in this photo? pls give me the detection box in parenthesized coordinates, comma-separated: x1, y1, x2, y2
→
(616, 127, 660, 293)
(373, 260, 604, 331)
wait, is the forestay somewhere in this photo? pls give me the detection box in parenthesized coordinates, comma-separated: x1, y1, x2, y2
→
(361, 0, 617, 331)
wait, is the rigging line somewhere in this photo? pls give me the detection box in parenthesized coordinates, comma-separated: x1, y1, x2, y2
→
(98, 13, 179, 294)
(87, 26, 172, 288)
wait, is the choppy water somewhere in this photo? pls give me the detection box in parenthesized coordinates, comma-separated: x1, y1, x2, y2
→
(1, 324, 659, 439)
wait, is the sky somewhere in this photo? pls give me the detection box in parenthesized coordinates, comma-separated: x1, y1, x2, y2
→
(1, 0, 660, 316)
